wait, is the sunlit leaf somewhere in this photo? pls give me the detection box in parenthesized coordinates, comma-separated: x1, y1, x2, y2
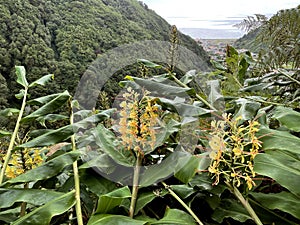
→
(137, 59, 162, 68)
(15, 66, 28, 88)
(28, 74, 54, 88)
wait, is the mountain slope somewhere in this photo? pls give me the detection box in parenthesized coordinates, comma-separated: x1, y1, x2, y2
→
(0, 0, 211, 105)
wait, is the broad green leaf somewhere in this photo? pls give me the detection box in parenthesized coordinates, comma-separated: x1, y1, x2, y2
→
(137, 59, 162, 68)
(190, 173, 226, 195)
(206, 80, 224, 110)
(180, 70, 196, 85)
(0, 130, 11, 138)
(0, 207, 20, 223)
(0, 108, 20, 117)
(95, 186, 131, 214)
(249, 198, 298, 225)
(212, 198, 252, 223)
(21, 91, 70, 123)
(87, 214, 147, 225)
(11, 190, 76, 225)
(169, 185, 195, 199)
(158, 98, 211, 119)
(4, 151, 80, 185)
(233, 98, 261, 121)
(139, 151, 186, 187)
(258, 127, 300, 154)
(92, 124, 135, 167)
(28, 74, 54, 88)
(152, 208, 195, 224)
(134, 190, 168, 215)
(0, 188, 64, 208)
(154, 118, 180, 149)
(36, 114, 69, 127)
(175, 155, 202, 184)
(254, 150, 300, 196)
(27, 93, 62, 105)
(251, 192, 300, 219)
(15, 66, 28, 88)
(272, 106, 300, 132)
(18, 125, 74, 148)
(121, 77, 194, 97)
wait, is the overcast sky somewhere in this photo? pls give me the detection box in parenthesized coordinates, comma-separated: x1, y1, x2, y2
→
(142, 0, 300, 28)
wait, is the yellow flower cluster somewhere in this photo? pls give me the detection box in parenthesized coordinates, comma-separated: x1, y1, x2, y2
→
(5, 148, 44, 179)
(208, 114, 261, 190)
(119, 87, 159, 153)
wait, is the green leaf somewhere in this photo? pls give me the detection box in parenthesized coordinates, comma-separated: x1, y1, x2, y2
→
(15, 66, 28, 88)
(272, 106, 300, 132)
(137, 59, 162, 68)
(212, 198, 252, 223)
(21, 91, 70, 123)
(92, 124, 135, 167)
(233, 98, 261, 121)
(206, 80, 224, 110)
(0, 130, 11, 138)
(18, 125, 74, 148)
(0, 188, 64, 208)
(175, 155, 203, 184)
(27, 93, 63, 105)
(0, 108, 20, 117)
(180, 70, 196, 85)
(4, 152, 80, 185)
(87, 214, 147, 225)
(0, 207, 20, 223)
(152, 208, 196, 224)
(28, 74, 54, 88)
(139, 151, 187, 187)
(11, 190, 76, 225)
(95, 186, 131, 214)
(121, 77, 193, 97)
(169, 185, 195, 199)
(134, 190, 168, 215)
(258, 127, 300, 154)
(251, 192, 300, 219)
(36, 114, 69, 127)
(254, 150, 300, 196)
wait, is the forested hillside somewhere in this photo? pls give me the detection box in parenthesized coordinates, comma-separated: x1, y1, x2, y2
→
(0, 0, 210, 107)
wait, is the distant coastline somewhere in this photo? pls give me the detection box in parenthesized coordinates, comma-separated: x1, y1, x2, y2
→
(179, 27, 244, 39)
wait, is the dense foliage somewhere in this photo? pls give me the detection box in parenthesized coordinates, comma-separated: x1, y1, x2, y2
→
(234, 5, 300, 70)
(0, 2, 299, 225)
(0, 0, 210, 106)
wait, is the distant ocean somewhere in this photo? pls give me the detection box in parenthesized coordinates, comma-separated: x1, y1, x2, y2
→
(179, 27, 245, 40)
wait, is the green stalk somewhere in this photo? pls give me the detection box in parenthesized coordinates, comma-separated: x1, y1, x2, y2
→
(0, 87, 28, 185)
(162, 182, 204, 225)
(20, 183, 29, 216)
(69, 100, 83, 225)
(226, 182, 263, 225)
(168, 72, 217, 111)
(129, 152, 142, 218)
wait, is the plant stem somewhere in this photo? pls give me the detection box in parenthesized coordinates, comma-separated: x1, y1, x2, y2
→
(20, 183, 29, 216)
(129, 152, 142, 218)
(0, 87, 28, 185)
(162, 182, 204, 225)
(69, 100, 83, 225)
(226, 182, 263, 225)
(168, 72, 217, 111)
